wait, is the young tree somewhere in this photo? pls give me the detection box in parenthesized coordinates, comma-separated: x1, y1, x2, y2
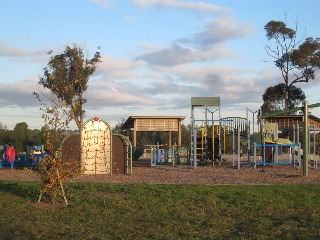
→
(34, 91, 79, 204)
(264, 18, 320, 110)
(261, 83, 306, 114)
(39, 44, 101, 131)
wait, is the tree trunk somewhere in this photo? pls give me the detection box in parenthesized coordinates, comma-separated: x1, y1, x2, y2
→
(284, 72, 289, 111)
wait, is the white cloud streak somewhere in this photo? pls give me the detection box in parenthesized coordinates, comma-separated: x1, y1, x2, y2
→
(131, 0, 232, 14)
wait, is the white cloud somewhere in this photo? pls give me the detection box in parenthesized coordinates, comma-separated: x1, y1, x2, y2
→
(0, 76, 41, 107)
(89, 0, 117, 8)
(86, 80, 155, 107)
(177, 17, 253, 49)
(97, 56, 147, 72)
(134, 17, 253, 67)
(131, 0, 232, 14)
(0, 42, 48, 58)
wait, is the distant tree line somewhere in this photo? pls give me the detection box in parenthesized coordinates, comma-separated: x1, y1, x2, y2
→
(0, 120, 193, 152)
(0, 121, 77, 153)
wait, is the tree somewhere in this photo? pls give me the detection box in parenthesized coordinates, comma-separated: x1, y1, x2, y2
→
(0, 122, 9, 145)
(39, 44, 101, 131)
(264, 18, 320, 110)
(13, 122, 30, 152)
(261, 83, 306, 114)
(112, 118, 126, 135)
(34, 91, 79, 205)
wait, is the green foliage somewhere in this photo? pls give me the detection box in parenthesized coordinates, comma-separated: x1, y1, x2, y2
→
(112, 118, 126, 135)
(264, 20, 295, 40)
(12, 122, 32, 152)
(0, 122, 48, 151)
(132, 147, 144, 161)
(39, 44, 101, 131)
(264, 18, 320, 110)
(262, 83, 306, 114)
(0, 122, 11, 145)
(1, 182, 320, 239)
(33, 91, 79, 204)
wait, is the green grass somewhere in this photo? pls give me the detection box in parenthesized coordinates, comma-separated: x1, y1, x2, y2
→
(1, 181, 320, 239)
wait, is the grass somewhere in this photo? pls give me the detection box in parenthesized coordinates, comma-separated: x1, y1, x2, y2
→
(0, 181, 320, 239)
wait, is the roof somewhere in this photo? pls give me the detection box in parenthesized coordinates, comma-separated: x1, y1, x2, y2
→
(266, 114, 320, 123)
(122, 116, 186, 129)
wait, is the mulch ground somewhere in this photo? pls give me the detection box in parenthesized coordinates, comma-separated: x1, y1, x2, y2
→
(0, 161, 320, 185)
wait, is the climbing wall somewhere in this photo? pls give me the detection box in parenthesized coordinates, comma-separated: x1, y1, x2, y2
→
(81, 118, 112, 174)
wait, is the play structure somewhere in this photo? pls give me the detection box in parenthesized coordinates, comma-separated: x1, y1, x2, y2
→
(149, 144, 174, 166)
(253, 122, 302, 169)
(190, 97, 250, 169)
(26, 145, 44, 165)
(253, 122, 319, 169)
(62, 117, 132, 175)
(258, 101, 320, 176)
(0, 145, 16, 169)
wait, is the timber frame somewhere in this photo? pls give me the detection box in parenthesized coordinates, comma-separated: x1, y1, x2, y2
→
(265, 114, 320, 130)
(121, 116, 186, 147)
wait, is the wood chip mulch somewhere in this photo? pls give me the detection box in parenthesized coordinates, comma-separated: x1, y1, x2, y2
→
(0, 163, 320, 185)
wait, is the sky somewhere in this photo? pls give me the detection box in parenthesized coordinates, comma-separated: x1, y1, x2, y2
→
(1, 0, 320, 132)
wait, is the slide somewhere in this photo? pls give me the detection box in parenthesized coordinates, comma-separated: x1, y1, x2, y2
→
(277, 138, 319, 162)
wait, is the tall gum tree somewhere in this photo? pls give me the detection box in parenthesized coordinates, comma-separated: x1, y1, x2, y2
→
(264, 18, 320, 110)
(39, 44, 101, 131)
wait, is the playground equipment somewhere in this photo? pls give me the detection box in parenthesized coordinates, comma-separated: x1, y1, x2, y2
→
(190, 97, 250, 169)
(81, 117, 112, 174)
(258, 101, 320, 176)
(78, 117, 132, 175)
(191, 97, 221, 169)
(253, 140, 301, 169)
(292, 124, 319, 169)
(0, 145, 16, 169)
(26, 145, 44, 166)
(150, 144, 175, 166)
(0, 144, 45, 169)
(149, 143, 192, 166)
(253, 118, 319, 170)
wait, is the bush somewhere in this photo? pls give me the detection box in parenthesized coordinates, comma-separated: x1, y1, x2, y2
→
(133, 147, 144, 161)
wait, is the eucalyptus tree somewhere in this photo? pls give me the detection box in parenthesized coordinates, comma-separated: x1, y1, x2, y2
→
(264, 18, 320, 110)
(38, 44, 101, 131)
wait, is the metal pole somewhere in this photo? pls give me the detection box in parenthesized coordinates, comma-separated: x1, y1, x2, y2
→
(313, 126, 317, 169)
(238, 128, 240, 170)
(205, 105, 208, 165)
(219, 106, 221, 164)
(303, 101, 308, 176)
(260, 107, 266, 172)
(193, 125, 197, 169)
(233, 128, 235, 167)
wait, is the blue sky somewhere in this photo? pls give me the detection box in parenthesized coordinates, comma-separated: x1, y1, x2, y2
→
(1, 0, 320, 131)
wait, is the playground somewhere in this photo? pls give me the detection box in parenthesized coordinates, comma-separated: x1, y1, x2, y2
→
(1, 97, 319, 179)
